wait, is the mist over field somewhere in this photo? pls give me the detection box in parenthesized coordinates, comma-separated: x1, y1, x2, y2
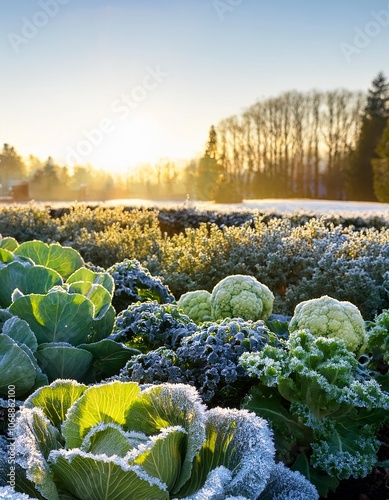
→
(98, 197, 389, 215)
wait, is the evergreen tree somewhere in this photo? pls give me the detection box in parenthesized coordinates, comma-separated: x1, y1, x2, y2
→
(30, 157, 70, 200)
(195, 126, 222, 200)
(372, 118, 389, 202)
(0, 144, 25, 194)
(345, 72, 389, 200)
(196, 125, 243, 203)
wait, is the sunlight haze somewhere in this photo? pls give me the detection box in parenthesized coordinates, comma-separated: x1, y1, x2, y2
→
(1, 0, 389, 172)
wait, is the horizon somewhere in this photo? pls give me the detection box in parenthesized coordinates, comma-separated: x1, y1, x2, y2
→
(1, 0, 389, 173)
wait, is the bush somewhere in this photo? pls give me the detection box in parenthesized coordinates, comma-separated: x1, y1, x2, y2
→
(0, 204, 58, 242)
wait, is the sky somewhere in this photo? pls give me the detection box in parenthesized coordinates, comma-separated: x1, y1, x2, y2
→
(1, 0, 389, 174)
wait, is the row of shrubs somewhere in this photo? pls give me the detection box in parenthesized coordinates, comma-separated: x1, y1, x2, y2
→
(50, 205, 389, 234)
(0, 203, 388, 319)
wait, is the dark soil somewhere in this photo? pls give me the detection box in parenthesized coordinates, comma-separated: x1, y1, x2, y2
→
(325, 468, 389, 500)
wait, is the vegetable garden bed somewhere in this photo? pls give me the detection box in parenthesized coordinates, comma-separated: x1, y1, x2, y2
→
(0, 204, 388, 499)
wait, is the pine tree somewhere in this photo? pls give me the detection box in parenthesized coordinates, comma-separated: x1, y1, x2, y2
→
(30, 157, 71, 200)
(372, 118, 389, 202)
(195, 126, 222, 201)
(0, 144, 25, 194)
(345, 72, 389, 200)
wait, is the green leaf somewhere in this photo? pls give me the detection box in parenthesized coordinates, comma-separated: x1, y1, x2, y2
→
(178, 407, 275, 498)
(0, 262, 63, 307)
(0, 335, 37, 397)
(265, 318, 290, 340)
(0, 309, 13, 328)
(125, 384, 206, 493)
(1, 434, 49, 499)
(62, 381, 141, 449)
(374, 372, 389, 393)
(310, 416, 381, 479)
(0, 247, 17, 266)
(77, 339, 139, 379)
(68, 282, 112, 318)
(81, 423, 134, 457)
(32, 370, 50, 393)
(292, 454, 339, 498)
(24, 380, 87, 429)
(242, 385, 311, 461)
(15, 408, 61, 500)
(9, 290, 95, 345)
(35, 343, 94, 383)
(89, 305, 115, 343)
(67, 268, 114, 296)
(3, 316, 38, 352)
(14, 241, 84, 280)
(0, 236, 18, 251)
(132, 426, 186, 491)
(19, 342, 48, 387)
(49, 451, 168, 500)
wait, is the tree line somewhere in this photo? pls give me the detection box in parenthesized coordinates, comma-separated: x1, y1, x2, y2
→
(0, 147, 188, 201)
(194, 72, 389, 202)
(0, 150, 117, 201)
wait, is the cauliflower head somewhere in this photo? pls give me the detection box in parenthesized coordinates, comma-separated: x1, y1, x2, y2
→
(289, 295, 367, 354)
(177, 290, 212, 324)
(210, 274, 274, 321)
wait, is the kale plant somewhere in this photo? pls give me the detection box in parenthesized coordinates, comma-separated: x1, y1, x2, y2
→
(240, 329, 389, 496)
(111, 301, 198, 352)
(108, 259, 175, 312)
(120, 317, 278, 407)
(176, 318, 277, 405)
(362, 308, 389, 391)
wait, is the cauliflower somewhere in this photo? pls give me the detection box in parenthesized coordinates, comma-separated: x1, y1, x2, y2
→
(210, 274, 274, 322)
(289, 295, 367, 354)
(177, 290, 212, 324)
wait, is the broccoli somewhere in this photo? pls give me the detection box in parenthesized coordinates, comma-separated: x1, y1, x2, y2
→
(289, 295, 367, 354)
(210, 275, 274, 322)
(177, 290, 212, 324)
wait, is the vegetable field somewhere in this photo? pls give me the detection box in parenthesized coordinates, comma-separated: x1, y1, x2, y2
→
(0, 203, 388, 499)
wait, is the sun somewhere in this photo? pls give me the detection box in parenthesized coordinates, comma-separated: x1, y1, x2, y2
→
(63, 111, 196, 175)
(83, 114, 172, 175)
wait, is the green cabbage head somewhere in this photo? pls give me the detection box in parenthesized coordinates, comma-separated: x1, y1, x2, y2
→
(211, 275, 274, 322)
(10, 380, 282, 500)
(177, 290, 212, 324)
(289, 295, 367, 354)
